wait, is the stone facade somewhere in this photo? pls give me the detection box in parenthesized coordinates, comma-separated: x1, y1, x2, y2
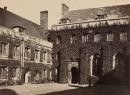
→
(49, 4, 130, 85)
(0, 8, 53, 85)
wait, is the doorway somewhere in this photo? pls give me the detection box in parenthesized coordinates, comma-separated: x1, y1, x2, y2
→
(71, 67, 79, 84)
(25, 70, 31, 84)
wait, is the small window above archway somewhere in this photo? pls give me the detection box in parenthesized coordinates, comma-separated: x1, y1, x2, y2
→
(95, 13, 107, 20)
(60, 18, 71, 24)
(12, 26, 25, 35)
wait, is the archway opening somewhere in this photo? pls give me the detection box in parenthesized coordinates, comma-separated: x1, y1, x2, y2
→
(90, 53, 102, 77)
(24, 69, 31, 84)
(71, 67, 79, 84)
(112, 53, 119, 70)
(112, 52, 125, 78)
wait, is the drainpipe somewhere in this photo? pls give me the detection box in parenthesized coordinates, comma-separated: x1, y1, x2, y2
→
(20, 33, 25, 81)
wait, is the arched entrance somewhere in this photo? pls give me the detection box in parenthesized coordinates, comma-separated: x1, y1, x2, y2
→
(25, 70, 31, 84)
(112, 53, 116, 70)
(112, 52, 125, 77)
(90, 53, 102, 77)
(71, 67, 79, 84)
(34, 70, 40, 83)
(68, 61, 79, 84)
(112, 53, 119, 70)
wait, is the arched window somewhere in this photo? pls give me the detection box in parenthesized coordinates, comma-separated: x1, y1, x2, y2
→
(90, 53, 102, 77)
(112, 53, 117, 70)
(112, 52, 125, 77)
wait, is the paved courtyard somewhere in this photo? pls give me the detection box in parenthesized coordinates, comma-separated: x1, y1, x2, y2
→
(0, 83, 77, 95)
(0, 83, 130, 95)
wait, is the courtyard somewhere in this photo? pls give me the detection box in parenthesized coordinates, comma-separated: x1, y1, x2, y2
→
(0, 83, 77, 95)
(0, 83, 130, 95)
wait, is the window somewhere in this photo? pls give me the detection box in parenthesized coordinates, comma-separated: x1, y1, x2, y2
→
(95, 14, 107, 19)
(42, 69, 47, 79)
(47, 53, 52, 63)
(49, 71, 52, 80)
(56, 36, 61, 44)
(82, 34, 88, 43)
(70, 35, 76, 43)
(107, 33, 114, 41)
(24, 47, 31, 60)
(13, 27, 19, 32)
(120, 32, 127, 41)
(13, 27, 25, 35)
(1, 42, 9, 57)
(35, 49, 40, 62)
(13, 45, 20, 59)
(94, 34, 101, 42)
(0, 66, 8, 79)
(60, 18, 70, 24)
(43, 52, 47, 62)
(56, 52, 60, 60)
(12, 67, 20, 78)
(90, 54, 102, 77)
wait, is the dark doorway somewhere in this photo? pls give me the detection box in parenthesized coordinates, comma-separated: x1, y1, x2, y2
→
(92, 53, 102, 77)
(71, 67, 79, 84)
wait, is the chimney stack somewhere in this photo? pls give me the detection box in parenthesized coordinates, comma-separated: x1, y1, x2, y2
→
(62, 3, 69, 16)
(4, 6, 7, 10)
(40, 11, 48, 30)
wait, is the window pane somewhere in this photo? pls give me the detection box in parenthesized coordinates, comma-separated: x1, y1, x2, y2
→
(24, 47, 31, 60)
(94, 34, 101, 42)
(71, 35, 76, 43)
(14, 45, 20, 58)
(82, 34, 88, 43)
(120, 32, 127, 41)
(107, 33, 113, 41)
(56, 36, 61, 44)
(35, 49, 40, 62)
(42, 69, 47, 78)
(1, 43, 9, 56)
(0, 66, 8, 79)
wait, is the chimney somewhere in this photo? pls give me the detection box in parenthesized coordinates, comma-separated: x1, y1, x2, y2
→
(40, 11, 48, 30)
(4, 6, 7, 10)
(62, 3, 69, 16)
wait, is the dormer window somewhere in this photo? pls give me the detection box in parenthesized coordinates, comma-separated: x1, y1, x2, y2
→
(13, 26, 25, 35)
(95, 14, 107, 20)
(60, 18, 70, 24)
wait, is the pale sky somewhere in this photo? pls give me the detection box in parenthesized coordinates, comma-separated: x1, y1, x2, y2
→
(0, 0, 130, 28)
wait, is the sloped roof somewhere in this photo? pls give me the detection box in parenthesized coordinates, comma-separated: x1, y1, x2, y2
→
(0, 8, 47, 39)
(62, 4, 130, 23)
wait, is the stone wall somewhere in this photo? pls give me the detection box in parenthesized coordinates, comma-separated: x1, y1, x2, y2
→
(50, 24, 130, 84)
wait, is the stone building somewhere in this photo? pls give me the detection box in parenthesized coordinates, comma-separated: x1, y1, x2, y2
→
(49, 4, 130, 85)
(0, 7, 53, 85)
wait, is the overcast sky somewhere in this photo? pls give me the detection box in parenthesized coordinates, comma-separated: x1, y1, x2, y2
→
(0, 0, 130, 28)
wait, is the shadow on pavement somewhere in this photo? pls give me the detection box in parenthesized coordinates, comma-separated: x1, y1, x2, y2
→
(0, 89, 18, 95)
(38, 85, 130, 95)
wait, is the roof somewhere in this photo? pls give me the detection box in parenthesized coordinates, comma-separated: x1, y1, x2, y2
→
(62, 4, 130, 23)
(0, 8, 47, 39)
